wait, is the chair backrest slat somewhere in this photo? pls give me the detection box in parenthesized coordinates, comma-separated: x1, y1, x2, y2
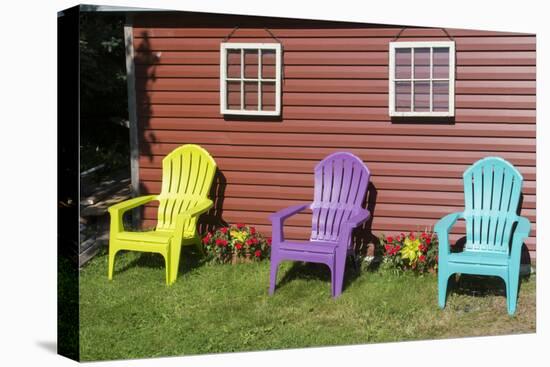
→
(463, 157, 522, 254)
(326, 158, 344, 241)
(156, 145, 217, 233)
(318, 155, 334, 240)
(310, 152, 370, 245)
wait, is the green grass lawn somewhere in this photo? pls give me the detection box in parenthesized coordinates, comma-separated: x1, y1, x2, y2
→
(79, 248, 535, 361)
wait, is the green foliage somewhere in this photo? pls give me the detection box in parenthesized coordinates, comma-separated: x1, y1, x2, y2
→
(79, 12, 126, 120)
(79, 12, 129, 172)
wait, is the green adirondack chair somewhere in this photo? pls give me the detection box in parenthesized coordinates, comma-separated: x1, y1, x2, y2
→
(107, 144, 217, 285)
(435, 157, 531, 315)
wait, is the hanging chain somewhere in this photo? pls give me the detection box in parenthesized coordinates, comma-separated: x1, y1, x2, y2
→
(392, 27, 455, 41)
(392, 27, 407, 42)
(222, 26, 239, 43)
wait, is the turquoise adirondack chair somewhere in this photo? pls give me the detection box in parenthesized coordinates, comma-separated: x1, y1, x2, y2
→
(107, 144, 217, 285)
(435, 157, 531, 315)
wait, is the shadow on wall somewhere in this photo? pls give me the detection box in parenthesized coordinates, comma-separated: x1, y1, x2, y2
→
(352, 181, 378, 257)
(133, 31, 157, 163)
(133, 31, 156, 227)
(198, 169, 228, 233)
(390, 116, 455, 125)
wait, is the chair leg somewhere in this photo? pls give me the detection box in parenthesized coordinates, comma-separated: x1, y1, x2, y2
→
(108, 247, 118, 280)
(507, 266, 520, 316)
(332, 253, 347, 298)
(164, 252, 171, 286)
(329, 261, 335, 297)
(438, 271, 451, 309)
(269, 257, 280, 295)
(169, 242, 181, 284)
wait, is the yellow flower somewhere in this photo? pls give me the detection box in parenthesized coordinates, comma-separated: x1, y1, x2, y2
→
(401, 237, 421, 263)
(230, 230, 248, 243)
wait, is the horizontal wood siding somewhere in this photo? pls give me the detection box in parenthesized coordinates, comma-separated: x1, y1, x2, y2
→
(133, 13, 536, 260)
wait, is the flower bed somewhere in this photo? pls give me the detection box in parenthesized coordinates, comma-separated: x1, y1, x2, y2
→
(379, 231, 438, 273)
(202, 224, 271, 264)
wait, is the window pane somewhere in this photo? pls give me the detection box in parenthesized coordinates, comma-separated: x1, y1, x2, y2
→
(244, 82, 258, 110)
(244, 50, 259, 79)
(227, 49, 241, 78)
(261, 82, 276, 111)
(395, 81, 411, 112)
(262, 50, 276, 79)
(433, 81, 449, 111)
(414, 48, 430, 79)
(414, 81, 430, 111)
(395, 48, 411, 79)
(433, 47, 450, 79)
(227, 81, 241, 110)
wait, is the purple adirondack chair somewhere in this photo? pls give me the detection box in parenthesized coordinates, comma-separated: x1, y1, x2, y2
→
(269, 152, 371, 298)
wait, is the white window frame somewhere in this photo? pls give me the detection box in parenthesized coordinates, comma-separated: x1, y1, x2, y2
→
(389, 41, 455, 117)
(220, 43, 282, 116)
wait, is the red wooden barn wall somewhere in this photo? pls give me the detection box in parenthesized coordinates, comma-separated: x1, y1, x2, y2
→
(132, 13, 536, 260)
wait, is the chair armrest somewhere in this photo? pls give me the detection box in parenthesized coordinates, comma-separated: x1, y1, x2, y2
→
(269, 203, 310, 243)
(343, 209, 371, 228)
(434, 211, 464, 260)
(269, 203, 310, 223)
(338, 209, 371, 251)
(514, 215, 531, 239)
(108, 195, 158, 233)
(174, 199, 214, 239)
(108, 195, 158, 216)
(510, 215, 531, 262)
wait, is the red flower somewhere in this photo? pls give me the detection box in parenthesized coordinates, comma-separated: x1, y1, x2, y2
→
(250, 227, 256, 235)
(395, 245, 401, 251)
(267, 237, 272, 246)
(409, 232, 415, 240)
(215, 239, 224, 247)
(202, 237, 210, 244)
(220, 227, 228, 234)
(419, 255, 426, 262)
(235, 243, 243, 251)
(425, 237, 431, 245)
(386, 236, 393, 243)
(254, 250, 262, 258)
(385, 244, 393, 253)
(236, 223, 245, 229)
(419, 244, 426, 252)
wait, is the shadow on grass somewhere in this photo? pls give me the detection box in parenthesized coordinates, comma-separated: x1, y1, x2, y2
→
(276, 259, 361, 293)
(451, 269, 532, 297)
(453, 275, 507, 297)
(114, 247, 205, 277)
